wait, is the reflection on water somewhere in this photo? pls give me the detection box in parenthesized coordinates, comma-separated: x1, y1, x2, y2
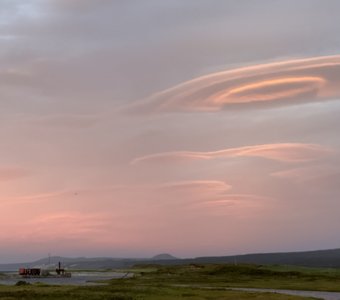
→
(0, 272, 131, 286)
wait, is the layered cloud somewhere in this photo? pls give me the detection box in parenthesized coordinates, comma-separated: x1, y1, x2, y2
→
(131, 143, 331, 165)
(129, 55, 340, 112)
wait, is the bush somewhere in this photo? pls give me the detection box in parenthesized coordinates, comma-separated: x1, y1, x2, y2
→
(15, 280, 30, 286)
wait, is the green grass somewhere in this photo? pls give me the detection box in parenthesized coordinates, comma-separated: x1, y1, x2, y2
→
(2, 263, 340, 299)
(128, 263, 340, 292)
(0, 284, 317, 300)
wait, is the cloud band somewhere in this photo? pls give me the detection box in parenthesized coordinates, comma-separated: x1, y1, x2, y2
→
(131, 143, 331, 165)
(130, 55, 340, 112)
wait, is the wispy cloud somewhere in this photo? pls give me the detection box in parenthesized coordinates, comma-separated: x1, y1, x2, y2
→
(200, 194, 273, 207)
(131, 143, 332, 165)
(2, 185, 130, 206)
(0, 69, 32, 86)
(4, 191, 68, 205)
(128, 55, 340, 113)
(157, 180, 232, 195)
(192, 194, 275, 217)
(0, 167, 29, 181)
(271, 165, 339, 183)
(28, 212, 112, 240)
(0, 211, 113, 243)
(27, 114, 100, 129)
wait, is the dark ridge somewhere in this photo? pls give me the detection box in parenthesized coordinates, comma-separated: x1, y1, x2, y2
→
(2, 248, 340, 271)
(151, 253, 178, 260)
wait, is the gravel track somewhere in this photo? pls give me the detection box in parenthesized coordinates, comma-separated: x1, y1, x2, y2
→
(231, 287, 340, 300)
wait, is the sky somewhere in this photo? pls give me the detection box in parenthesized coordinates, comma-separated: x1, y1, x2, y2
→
(0, 0, 340, 263)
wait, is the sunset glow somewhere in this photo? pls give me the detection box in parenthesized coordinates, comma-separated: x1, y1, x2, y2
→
(0, 1, 340, 263)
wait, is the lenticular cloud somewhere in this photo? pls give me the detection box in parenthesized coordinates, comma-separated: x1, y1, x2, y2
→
(131, 143, 332, 165)
(131, 55, 340, 112)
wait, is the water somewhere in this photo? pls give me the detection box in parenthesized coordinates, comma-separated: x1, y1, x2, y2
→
(0, 271, 132, 286)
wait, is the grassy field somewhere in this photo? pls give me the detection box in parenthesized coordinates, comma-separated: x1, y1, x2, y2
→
(2, 263, 340, 299)
(128, 263, 340, 292)
(0, 284, 316, 300)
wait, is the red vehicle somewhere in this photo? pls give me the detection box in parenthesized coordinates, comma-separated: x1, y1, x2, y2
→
(19, 268, 41, 276)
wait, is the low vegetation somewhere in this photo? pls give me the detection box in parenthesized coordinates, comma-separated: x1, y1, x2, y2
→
(2, 263, 340, 299)
(122, 263, 340, 292)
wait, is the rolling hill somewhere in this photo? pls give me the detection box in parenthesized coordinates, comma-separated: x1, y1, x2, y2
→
(2, 248, 340, 271)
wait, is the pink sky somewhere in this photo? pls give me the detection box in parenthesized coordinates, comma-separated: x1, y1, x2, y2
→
(1, 1, 340, 263)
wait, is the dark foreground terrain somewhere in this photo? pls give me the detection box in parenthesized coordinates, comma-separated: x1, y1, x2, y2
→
(2, 263, 340, 299)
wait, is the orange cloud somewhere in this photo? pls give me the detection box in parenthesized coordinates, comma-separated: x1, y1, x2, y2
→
(131, 143, 331, 165)
(215, 76, 325, 104)
(128, 55, 340, 112)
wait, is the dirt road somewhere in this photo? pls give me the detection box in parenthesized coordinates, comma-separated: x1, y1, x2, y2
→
(231, 287, 340, 300)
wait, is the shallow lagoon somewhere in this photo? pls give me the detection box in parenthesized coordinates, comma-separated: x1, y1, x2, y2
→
(0, 271, 131, 286)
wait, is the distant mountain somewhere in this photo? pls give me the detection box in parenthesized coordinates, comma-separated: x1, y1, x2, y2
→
(2, 248, 340, 271)
(152, 253, 177, 260)
(0, 256, 141, 271)
(143, 248, 340, 268)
